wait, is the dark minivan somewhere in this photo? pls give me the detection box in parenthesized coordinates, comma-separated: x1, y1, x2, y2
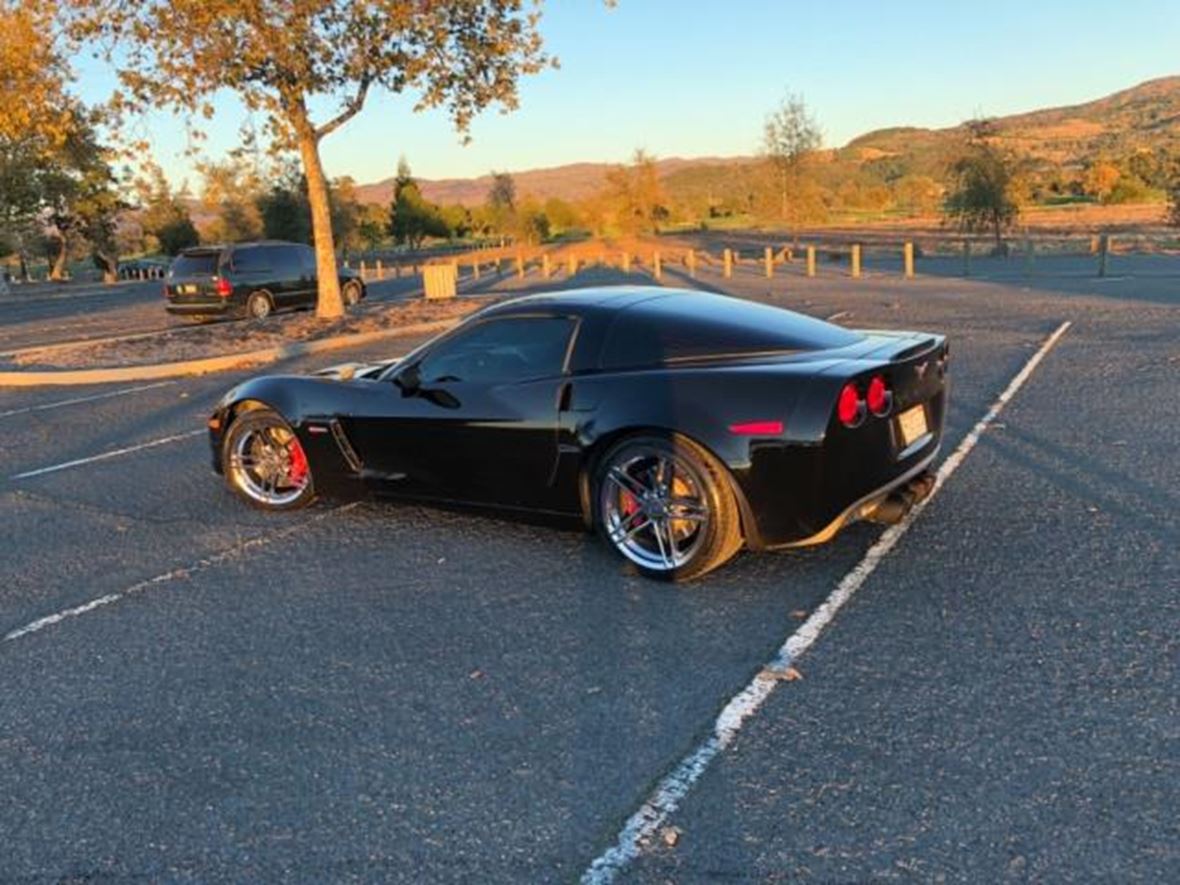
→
(164, 241, 365, 320)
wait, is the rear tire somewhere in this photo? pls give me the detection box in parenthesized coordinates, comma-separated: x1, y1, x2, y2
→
(246, 291, 273, 320)
(343, 281, 362, 307)
(594, 433, 742, 581)
(222, 408, 315, 511)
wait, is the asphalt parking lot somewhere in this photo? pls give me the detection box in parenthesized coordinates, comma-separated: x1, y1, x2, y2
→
(1, 256, 1177, 881)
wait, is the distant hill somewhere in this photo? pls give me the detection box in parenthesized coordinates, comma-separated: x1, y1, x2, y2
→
(354, 77, 1180, 207)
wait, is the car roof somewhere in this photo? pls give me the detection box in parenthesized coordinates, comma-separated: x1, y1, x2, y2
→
(484, 285, 676, 316)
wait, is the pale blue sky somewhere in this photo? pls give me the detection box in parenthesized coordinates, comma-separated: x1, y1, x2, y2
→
(73, 0, 1180, 188)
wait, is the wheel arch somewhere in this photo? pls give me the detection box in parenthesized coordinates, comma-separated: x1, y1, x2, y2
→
(576, 425, 758, 546)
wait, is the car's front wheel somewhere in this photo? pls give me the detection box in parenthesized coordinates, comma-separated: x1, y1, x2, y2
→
(222, 408, 315, 511)
(594, 434, 742, 581)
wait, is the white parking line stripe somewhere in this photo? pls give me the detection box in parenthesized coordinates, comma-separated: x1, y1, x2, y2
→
(582, 320, 1073, 884)
(0, 381, 177, 420)
(9, 428, 205, 480)
(3, 503, 359, 642)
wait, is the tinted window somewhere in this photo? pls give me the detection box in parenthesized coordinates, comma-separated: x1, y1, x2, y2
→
(170, 252, 220, 276)
(270, 245, 305, 278)
(229, 247, 273, 274)
(300, 247, 317, 276)
(600, 293, 862, 368)
(417, 317, 575, 385)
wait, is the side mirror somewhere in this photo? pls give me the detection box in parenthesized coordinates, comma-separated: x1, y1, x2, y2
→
(394, 362, 421, 396)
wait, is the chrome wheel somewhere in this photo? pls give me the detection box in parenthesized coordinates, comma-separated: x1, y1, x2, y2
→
(600, 449, 710, 572)
(227, 421, 310, 507)
(343, 281, 361, 306)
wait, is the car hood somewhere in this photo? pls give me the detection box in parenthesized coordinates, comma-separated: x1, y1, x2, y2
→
(312, 359, 398, 381)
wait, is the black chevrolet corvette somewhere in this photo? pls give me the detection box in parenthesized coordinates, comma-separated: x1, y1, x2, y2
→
(207, 287, 947, 580)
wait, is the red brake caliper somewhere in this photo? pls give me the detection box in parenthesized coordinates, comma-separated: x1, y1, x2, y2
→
(287, 438, 309, 484)
(621, 490, 639, 518)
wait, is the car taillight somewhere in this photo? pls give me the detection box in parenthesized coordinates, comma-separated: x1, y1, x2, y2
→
(837, 382, 865, 428)
(866, 375, 892, 417)
(729, 420, 784, 436)
(215, 277, 232, 297)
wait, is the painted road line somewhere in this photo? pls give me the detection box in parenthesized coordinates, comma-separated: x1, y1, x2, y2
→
(582, 320, 1073, 884)
(0, 381, 177, 420)
(9, 428, 205, 480)
(3, 504, 360, 642)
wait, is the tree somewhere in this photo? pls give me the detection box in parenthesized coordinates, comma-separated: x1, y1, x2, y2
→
(944, 119, 1023, 249)
(602, 149, 667, 235)
(136, 163, 200, 254)
(389, 161, 447, 250)
(357, 203, 388, 251)
(762, 92, 822, 222)
(197, 157, 263, 243)
(486, 171, 517, 235)
(1083, 161, 1121, 203)
(65, 2, 552, 319)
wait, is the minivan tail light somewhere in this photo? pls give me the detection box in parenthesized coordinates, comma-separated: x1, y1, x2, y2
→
(215, 277, 232, 297)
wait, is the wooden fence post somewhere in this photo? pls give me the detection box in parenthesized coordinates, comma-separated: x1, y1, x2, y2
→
(541, 254, 551, 279)
(376, 259, 384, 280)
(764, 246, 773, 279)
(851, 243, 861, 279)
(622, 251, 631, 273)
(360, 259, 367, 279)
(472, 260, 480, 281)
(806, 245, 816, 277)
(653, 251, 662, 281)
(516, 252, 525, 279)
(567, 253, 577, 277)
(903, 242, 914, 279)
(687, 249, 696, 278)
(1098, 234, 1110, 277)
(723, 248, 732, 278)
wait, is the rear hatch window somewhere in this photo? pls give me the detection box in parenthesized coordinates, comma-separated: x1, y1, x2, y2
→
(170, 252, 221, 277)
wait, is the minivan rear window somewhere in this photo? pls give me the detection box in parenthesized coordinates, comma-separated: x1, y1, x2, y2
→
(170, 252, 220, 276)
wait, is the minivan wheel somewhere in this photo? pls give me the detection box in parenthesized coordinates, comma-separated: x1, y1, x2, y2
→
(343, 281, 362, 307)
(246, 291, 273, 320)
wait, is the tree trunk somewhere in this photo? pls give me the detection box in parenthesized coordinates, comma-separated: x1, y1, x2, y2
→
(780, 168, 788, 221)
(18, 250, 30, 282)
(50, 233, 68, 281)
(93, 250, 119, 283)
(297, 132, 344, 319)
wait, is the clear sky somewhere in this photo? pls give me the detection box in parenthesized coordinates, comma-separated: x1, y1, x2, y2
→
(73, 0, 1180, 189)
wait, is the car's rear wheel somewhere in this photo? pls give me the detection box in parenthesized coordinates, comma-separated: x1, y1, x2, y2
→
(246, 291, 273, 320)
(595, 434, 742, 581)
(343, 280, 362, 307)
(222, 408, 315, 511)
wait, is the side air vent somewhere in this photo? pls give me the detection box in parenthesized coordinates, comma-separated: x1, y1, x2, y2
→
(329, 419, 363, 473)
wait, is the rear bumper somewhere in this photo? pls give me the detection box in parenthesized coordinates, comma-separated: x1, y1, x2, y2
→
(166, 300, 234, 316)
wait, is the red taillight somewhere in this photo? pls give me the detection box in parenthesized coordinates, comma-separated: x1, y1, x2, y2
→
(866, 375, 892, 417)
(215, 277, 232, 297)
(837, 382, 865, 428)
(729, 420, 784, 436)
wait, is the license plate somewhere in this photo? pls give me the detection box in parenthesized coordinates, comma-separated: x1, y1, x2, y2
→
(179, 284, 196, 294)
(897, 405, 928, 447)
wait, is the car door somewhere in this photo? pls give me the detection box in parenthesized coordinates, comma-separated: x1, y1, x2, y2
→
(342, 315, 578, 512)
(266, 245, 306, 308)
(296, 246, 318, 307)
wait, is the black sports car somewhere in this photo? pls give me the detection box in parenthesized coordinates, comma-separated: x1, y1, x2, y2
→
(207, 287, 947, 580)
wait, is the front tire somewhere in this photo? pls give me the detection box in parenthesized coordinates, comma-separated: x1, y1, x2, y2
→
(222, 408, 315, 511)
(594, 433, 742, 581)
(343, 280, 362, 307)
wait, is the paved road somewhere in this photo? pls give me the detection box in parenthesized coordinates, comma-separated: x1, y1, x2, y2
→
(0, 259, 1176, 881)
(0, 275, 431, 354)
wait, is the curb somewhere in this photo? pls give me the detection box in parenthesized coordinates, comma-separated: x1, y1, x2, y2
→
(0, 319, 457, 388)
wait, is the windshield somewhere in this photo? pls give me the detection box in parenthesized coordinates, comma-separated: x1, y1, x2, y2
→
(170, 252, 221, 277)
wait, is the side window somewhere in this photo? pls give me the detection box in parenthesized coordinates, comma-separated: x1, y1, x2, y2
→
(300, 247, 317, 277)
(417, 317, 575, 385)
(271, 245, 305, 279)
(229, 247, 271, 274)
